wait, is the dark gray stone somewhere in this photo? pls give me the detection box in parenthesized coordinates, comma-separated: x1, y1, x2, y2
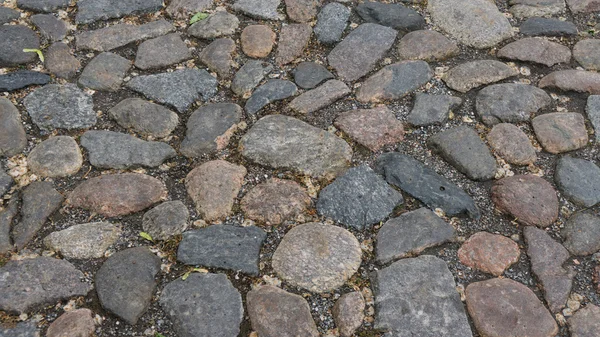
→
(76, 20, 175, 52)
(96, 247, 160, 325)
(0, 7, 19, 24)
(0, 198, 19, 254)
(376, 208, 455, 264)
(177, 225, 266, 275)
(0, 70, 50, 92)
(80, 130, 176, 169)
(188, 11, 239, 39)
(476, 83, 552, 125)
(108, 98, 179, 138)
(127, 69, 218, 112)
(0, 170, 12, 197)
(180, 103, 242, 157)
(76, 0, 163, 24)
(373, 255, 473, 337)
(0, 97, 27, 157)
(0, 25, 40, 67)
(314, 2, 350, 44)
(199, 38, 235, 78)
(563, 212, 600, 256)
(30, 14, 67, 41)
(0, 257, 92, 314)
(293, 62, 334, 89)
(397, 30, 459, 62)
(45, 42, 81, 79)
(356, 60, 433, 103)
(555, 156, 600, 207)
(428, 126, 497, 181)
(316, 165, 403, 230)
(245, 79, 297, 114)
(17, 0, 68, 12)
(520, 17, 578, 36)
(0, 321, 39, 337)
(160, 273, 243, 337)
(407, 93, 462, 126)
(374, 152, 480, 219)
(356, 1, 424, 32)
(232, 0, 282, 20)
(78, 52, 131, 92)
(231, 60, 273, 97)
(587, 95, 600, 142)
(135, 33, 191, 70)
(142, 201, 189, 241)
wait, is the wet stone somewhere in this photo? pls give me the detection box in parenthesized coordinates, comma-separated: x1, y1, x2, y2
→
(532, 113, 588, 154)
(45, 43, 81, 79)
(375, 152, 480, 219)
(313, 2, 350, 45)
(586, 95, 600, 141)
(28, 136, 83, 178)
(407, 93, 462, 126)
(476, 83, 551, 125)
(0, 25, 40, 67)
(335, 106, 405, 151)
(285, 0, 316, 23)
(0, 199, 18, 254)
(466, 278, 558, 337)
(245, 79, 297, 114)
(573, 39, 600, 71)
(200, 38, 235, 78)
(276, 23, 311, 65)
(44, 222, 121, 259)
(272, 222, 361, 292)
(76, 20, 175, 52)
(79, 52, 131, 92)
(80, 130, 176, 169)
(509, 0, 566, 17)
(180, 103, 242, 158)
(539, 70, 600, 94)
(376, 208, 455, 264)
(0, 71, 49, 92)
(498, 37, 571, 67)
(142, 201, 189, 241)
(231, 60, 273, 97)
(555, 156, 600, 207)
(562, 212, 600, 256)
(46, 309, 95, 337)
(241, 178, 311, 225)
(135, 33, 191, 70)
(67, 173, 167, 217)
(241, 115, 353, 179)
(0, 7, 19, 24)
(108, 98, 179, 138)
(333, 292, 365, 337)
(317, 165, 403, 230)
(566, 0, 600, 12)
(126, 69, 218, 112)
(0, 97, 27, 157)
(356, 1, 424, 32)
(458, 232, 520, 276)
(188, 11, 239, 39)
(76, 0, 163, 24)
(185, 160, 247, 222)
(328, 23, 397, 82)
(443, 60, 518, 93)
(30, 14, 66, 41)
(177, 225, 266, 275)
(0, 257, 92, 314)
(0, 321, 39, 337)
(241, 25, 275, 58)
(160, 273, 243, 337)
(397, 30, 459, 62)
(17, 0, 68, 12)
(293, 61, 334, 89)
(520, 17, 578, 36)
(167, 0, 214, 19)
(233, 0, 283, 20)
(289, 79, 350, 114)
(96, 247, 160, 325)
(524, 226, 574, 313)
(373, 255, 473, 337)
(357, 60, 433, 103)
(487, 123, 537, 165)
(567, 304, 600, 337)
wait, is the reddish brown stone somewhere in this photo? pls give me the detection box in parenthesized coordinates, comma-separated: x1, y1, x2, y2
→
(241, 178, 311, 225)
(566, 0, 600, 13)
(568, 304, 600, 337)
(333, 292, 365, 337)
(539, 70, 600, 94)
(335, 106, 405, 152)
(276, 23, 311, 65)
(497, 37, 571, 67)
(532, 113, 588, 154)
(458, 232, 520, 276)
(491, 175, 559, 227)
(397, 30, 459, 62)
(487, 123, 537, 166)
(47, 309, 96, 337)
(67, 173, 167, 217)
(241, 25, 276, 58)
(285, 0, 317, 23)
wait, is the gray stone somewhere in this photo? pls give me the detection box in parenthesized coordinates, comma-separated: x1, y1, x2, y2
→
(316, 165, 403, 230)
(587, 95, 600, 141)
(0, 321, 39, 337)
(245, 79, 297, 114)
(180, 103, 242, 157)
(314, 2, 350, 45)
(574, 39, 600, 71)
(240, 114, 352, 179)
(46, 309, 95, 337)
(374, 152, 480, 219)
(408, 93, 462, 126)
(232, 0, 282, 20)
(127, 69, 218, 112)
(76, 0, 163, 24)
(30, 14, 66, 41)
(0, 70, 50, 92)
(81, 130, 176, 169)
(568, 304, 600, 337)
(96, 247, 160, 324)
(177, 225, 266, 275)
(428, 126, 497, 181)
(510, 0, 566, 18)
(333, 292, 364, 337)
(12, 181, 63, 250)
(17, 0, 68, 12)
(520, 17, 578, 36)
(160, 273, 243, 337)
(334, 106, 405, 152)
(188, 11, 239, 39)
(44, 222, 121, 259)
(555, 156, 600, 207)
(443, 60, 519, 93)
(0, 7, 19, 24)
(566, 0, 600, 13)
(167, 0, 214, 19)
(272, 222, 361, 292)
(142, 201, 189, 241)
(373, 255, 473, 337)
(28, 136, 82, 178)
(476, 83, 551, 125)
(45, 43, 81, 79)
(289, 79, 350, 114)
(356, 1, 424, 32)
(76, 20, 175, 52)
(0, 25, 40, 67)
(487, 123, 537, 165)
(231, 60, 273, 97)
(275, 23, 312, 65)
(78, 52, 131, 92)
(135, 33, 191, 70)
(0, 97, 27, 157)
(498, 37, 571, 67)
(357, 60, 433, 103)
(532, 113, 588, 154)
(563, 212, 600, 256)
(0, 257, 92, 314)
(293, 62, 334, 89)
(24, 84, 95, 132)
(376, 208, 455, 264)
(241, 178, 311, 225)
(397, 30, 459, 62)
(199, 38, 235, 78)
(328, 23, 397, 82)
(108, 98, 179, 138)
(0, 198, 18, 254)
(524, 226, 574, 313)
(0, 170, 12, 197)
(539, 70, 600, 95)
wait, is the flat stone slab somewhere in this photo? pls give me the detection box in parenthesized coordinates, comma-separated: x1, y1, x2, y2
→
(520, 17, 578, 36)
(0, 321, 39, 337)
(397, 30, 459, 62)
(0, 257, 92, 314)
(233, 0, 283, 20)
(314, 2, 350, 45)
(532, 112, 588, 154)
(509, 0, 566, 17)
(177, 225, 266, 275)
(539, 70, 600, 94)
(28, 136, 83, 178)
(443, 60, 518, 93)
(587, 95, 600, 141)
(356, 1, 424, 32)
(76, 20, 175, 51)
(272, 222, 361, 292)
(498, 37, 571, 67)
(241, 178, 311, 225)
(142, 201, 189, 241)
(47, 309, 95, 337)
(562, 212, 600, 256)
(555, 155, 600, 207)
(0, 70, 50, 92)
(240, 114, 352, 179)
(407, 93, 462, 126)
(356, 60, 433, 103)
(200, 38, 235, 78)
(458, 232, 520, 276)
(293, 61, 334, 89)
(488, 123, 537, 165)
(231, 60, 273, 97)
(76, 0, 163, 24)
(0, 97, 27, 157)
(335, 106, 405, 151)
(31, 14, 67, 41)
(135, 33, 191, 70)
(44, 222, 121, 259)
(160, 273, 243, 337)
(0, 7, 19, 25)
(188, 11, 239, 39)
(285, 0, 317, 23)
(79, 52, 131, 92)
(568, 304, 600, 337)
(289, 79, 350, 114)
(0, 25, 39, 67)
(108, 98, 179, 138)
(275, 23, 312, 65)
(375, 152, 480, 219)
(17, 0, 69, 12)
(376, 208, 455, 264)
(373, 255, 473, 337)
(574, 39, 600, 71)
(245, 79, 297, 114)
(476, 83, 551, 125)
(44, 43, 80, 79)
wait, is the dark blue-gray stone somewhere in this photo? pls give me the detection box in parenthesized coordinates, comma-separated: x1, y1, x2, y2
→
(407, 93, 462, 126)
(293, 61, 334, 89)
(0, 7, 20, 24)
(586, 95, 600, 142)
(0, 321, 39, 337)
(30, 14, 67, 41)
(356, 1, 425, 32)
(0, 198, 18, 254)
(245, 79, 297, 114)
(562, 212, 600, 256)
(520, 17, 578, 36)
(0, 170, 12, 197)
(17, 0, 69, 12)
(555, 156, 600, 208)
(0, 70, 50, 92)
(76, 0, 163, 24)
(231, 60, 273, 97)
(314, 2, 350, 44)
(0, 25, 40, 67)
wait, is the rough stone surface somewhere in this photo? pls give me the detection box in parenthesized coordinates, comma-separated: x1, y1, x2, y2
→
(79, 52, 131, 91)
(135, 33, 191, 70)
(314, 2, 350, 45)
(397, 30, 459, 62)
(28, 136, 83, 178)
(0, 199, 18, 254)
(357, 61, 433, 103)
(17, 0, 68, 12)
(276, 23, 312, 65)
(476, 83, 552, 125)
(0, 97, 27, 157)
(373, 255, 473, 337)
(520, 17, 578, 36)
(245, 79, 297, 114)
(498, 37, 571, 67)
(200, 38, 235, 78)
(95, 247, 160, 325)
(167, 0, 214, 19)
(510, 0, 566, 17)
(30, 14, 67, 41)
(289, 79, 350, 114)
(46, 309, 96, 337)
(0, 25, 40, 67)
(241, 25, 275, 58)
(0, 321, 39, 337)
(458, 232, 520, 276)
(231, 60, 273, 97)
(76, 0, 163, 24)
(285, 0, 317, 23)
(44, 222, 121, 259)
(241, 178, 311, 225)
(233, 0, 283, 20)
(539, 70, 600, 94)
(466, 278, 558, 337)
(555, 156, 600, 207)
(0, 70, 50, 92)
(587, 95, 600, 141)
(407, 93, 462, 126)
(76, 20, 175, 51)
(108, 98, 179, 138)
(142, 201, 189, 241)
(188, 11, 239, 39)
(335, 106, 405, 151)
(177, 225, 266, 275)
(567, 0, 600, 12)
(356, 1, 424, 32)
(0, 170, 12, 197)
(376, 208, 455, 264)
(573, 39, 600, 71)
(293, 62, 334, 89)
(568, 304, 600, 337)
(44, 43, 81, 79)
(0, 7, 19, 25)
(532, 113, 588, 154)
(333, 292, 365, 337)
(488, 123, 537, 165)
(443, 60, 518, 93)
(562, 212, 600, 256)
(272, 222, 361, 292)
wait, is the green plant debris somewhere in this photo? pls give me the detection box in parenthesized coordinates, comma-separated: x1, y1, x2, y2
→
(22, 48, 44, 62)
(139, 232, 153, 242)
(189, 12, 208, 25)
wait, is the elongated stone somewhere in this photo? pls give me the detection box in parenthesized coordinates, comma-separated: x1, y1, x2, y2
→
(76, 20, 175, 52)
(76, 0, 163, 24)
(288, 79, 350, 114)
(356, 60, 433, 103)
